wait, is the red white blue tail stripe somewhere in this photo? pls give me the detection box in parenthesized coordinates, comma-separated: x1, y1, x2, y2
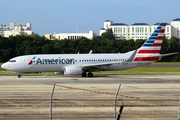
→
(134, 23, 166, 62)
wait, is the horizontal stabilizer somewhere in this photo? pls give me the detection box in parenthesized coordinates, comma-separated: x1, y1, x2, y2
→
(150, 52, 178, 57)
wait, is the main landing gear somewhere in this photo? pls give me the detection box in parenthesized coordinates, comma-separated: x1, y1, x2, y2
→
(81, 72, 93, 77)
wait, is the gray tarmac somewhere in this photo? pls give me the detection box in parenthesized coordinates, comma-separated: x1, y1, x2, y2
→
(0, 75, 180, 120)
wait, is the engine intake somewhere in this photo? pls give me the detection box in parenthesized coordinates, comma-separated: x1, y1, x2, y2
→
(64, 66, 82, 75)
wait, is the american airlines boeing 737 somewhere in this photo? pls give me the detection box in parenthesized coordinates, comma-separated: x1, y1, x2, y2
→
(1, 23, 178, 78)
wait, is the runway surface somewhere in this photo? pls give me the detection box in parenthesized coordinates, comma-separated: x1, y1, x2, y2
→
(0, 75, 180, 120)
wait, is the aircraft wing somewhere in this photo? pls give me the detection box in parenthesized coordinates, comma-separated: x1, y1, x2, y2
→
(81, 61, 123, 69)
(81, 50, 138, 69)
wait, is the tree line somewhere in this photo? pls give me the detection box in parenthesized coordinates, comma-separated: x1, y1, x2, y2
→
(0, 31, 179, 62)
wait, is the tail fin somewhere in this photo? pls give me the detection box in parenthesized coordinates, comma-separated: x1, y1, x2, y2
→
(133, 23, 166, 62)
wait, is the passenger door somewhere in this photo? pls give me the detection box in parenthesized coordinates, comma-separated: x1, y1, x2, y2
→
(22, 57, 30, 72)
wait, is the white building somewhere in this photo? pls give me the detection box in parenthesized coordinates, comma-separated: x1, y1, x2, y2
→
(45, 31, 96, 40)
(0, 22, 34, 37)
(171, 18, 180, 38)
(100, 18, 180, 40)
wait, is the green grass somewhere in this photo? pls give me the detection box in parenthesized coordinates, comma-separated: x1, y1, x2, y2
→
(94, 67, 180, 75)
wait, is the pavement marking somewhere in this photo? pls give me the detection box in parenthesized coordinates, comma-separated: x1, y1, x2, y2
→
(46, 83, 143, 100)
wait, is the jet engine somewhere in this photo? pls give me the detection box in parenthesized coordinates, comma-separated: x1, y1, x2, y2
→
(63, 66, 82, 75)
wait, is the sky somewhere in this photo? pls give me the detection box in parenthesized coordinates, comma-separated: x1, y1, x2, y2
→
(1, 0, 180, 36)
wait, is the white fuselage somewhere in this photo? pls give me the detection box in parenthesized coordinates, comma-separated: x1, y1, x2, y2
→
(1, 51, 148, 73)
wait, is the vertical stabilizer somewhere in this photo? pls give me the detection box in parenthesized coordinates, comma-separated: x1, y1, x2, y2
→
(133, 23, 166, 62)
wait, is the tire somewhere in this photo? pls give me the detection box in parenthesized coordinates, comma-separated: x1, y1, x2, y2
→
(88, 72, 93, 77)
(18, 74, 22, 78)
(81, 72, 87, 77)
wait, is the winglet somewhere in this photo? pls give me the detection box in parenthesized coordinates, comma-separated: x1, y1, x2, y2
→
(126, 50, 138, 62)
(89, 50, 93, 54)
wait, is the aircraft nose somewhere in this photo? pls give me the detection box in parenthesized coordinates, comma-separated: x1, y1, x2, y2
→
(1, 63, 5, 69)
(1, 63, 8, 70)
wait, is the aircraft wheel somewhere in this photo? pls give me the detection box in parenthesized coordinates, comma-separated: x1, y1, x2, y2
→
(88, 72, 93, 77)
(81, 72, 87, 77)
(18, 74, 22, 78)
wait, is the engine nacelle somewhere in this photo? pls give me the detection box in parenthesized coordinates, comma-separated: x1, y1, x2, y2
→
(64, 66, 82, 75)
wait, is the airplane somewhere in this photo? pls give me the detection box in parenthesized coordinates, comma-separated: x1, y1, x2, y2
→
(1, 23, 178, 78)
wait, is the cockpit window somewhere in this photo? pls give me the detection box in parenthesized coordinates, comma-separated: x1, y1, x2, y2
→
(8, 60, 16, 62)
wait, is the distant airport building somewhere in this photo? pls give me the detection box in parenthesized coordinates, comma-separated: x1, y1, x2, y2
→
(45, 31, 96, 40)
(0, 22, 34, 37)
(100, 18, 180, 40)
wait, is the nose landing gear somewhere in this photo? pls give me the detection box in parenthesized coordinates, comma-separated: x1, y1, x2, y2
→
(18, 74, 22, 78)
